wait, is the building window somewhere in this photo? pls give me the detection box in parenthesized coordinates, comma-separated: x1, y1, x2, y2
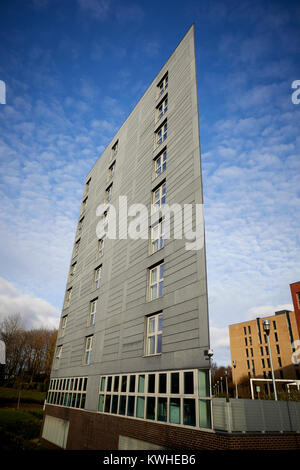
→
(265, 346, 269, 355)
(154, 149, 167, 178)
(84, 336, 93, 365)
(248, 326, 251, 334)
(146, 312, 162, 356)
(244, 337, 248, 347)
(278, 357, 282, 368)
(102, 210, 109, 229)
(98, 368, 211, 429)
(152, 182, 166, 212)
(267, 358, 271, 368)
(81, 196, 88, 215)
(274, 332, 278, 342)
(108, 161, 115, 181)
(260, 346, 264, 356)
(70, 262, 77, 277)
(261, 358, 265, 368)
(74, 239, 80, 257)
(77, 217, 84, 235)
(111, 141, 118, 159)
(149, 262, 164, 300)
(250, 348, 253, 357)
(84, 178, 91, 196)
(105, 184, 113, 203)
(46, 376, 87, 410)
(245, 348, 249, 357)
(54, 346, 62, 369)
(94, 266, 102, 289)
(247, 360, 250, 369)
(60, 315, 68, 338)
(157, 74, 168, 97)
(243, 327, 246, 335)
(276, 344, 280, 354)
(156, 121, 167, 147)
(150, 220, 165, 253)
(89, 299, 97, 326)
(264, 334, 267, 344)
(157, 96, 168, 121)
(65, 288, 72, 308)
(273, 320, 277, 330)
(98, 236, 105, 258)
(249, 337, 252, 346)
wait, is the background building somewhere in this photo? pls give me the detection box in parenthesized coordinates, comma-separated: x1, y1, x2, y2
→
(41, 26, 212, 450)
(229, 282, 300, 397)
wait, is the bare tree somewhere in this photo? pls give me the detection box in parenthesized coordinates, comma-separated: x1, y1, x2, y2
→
(0, 313, 57, 385)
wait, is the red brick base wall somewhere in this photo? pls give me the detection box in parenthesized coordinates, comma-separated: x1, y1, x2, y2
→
(42, 405, 300, 450)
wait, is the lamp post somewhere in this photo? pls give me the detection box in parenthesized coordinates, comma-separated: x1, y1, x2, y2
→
(263, 320, 278, 401)
(220, 376, 223, 394)
(224, 370, 229, 398)
(232, 360, 238, 399)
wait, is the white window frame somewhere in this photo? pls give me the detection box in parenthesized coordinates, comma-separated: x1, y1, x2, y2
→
(149, 263, 164, 301)
(154, 150, 167, 178)
(89, 299, 97, 326)
(156, 122, 167, 147)
(81, 196, 88, 215)
(146, 312, 163, 356)
(77, 217, 84, 235)
(157, 74, 168, 98)
(94, 266, 102, 289)
(54, 346, 62, 369)
(84, 336, 93, 365)
(74, 238, 80, 257)
(65, 288, 72, 307)
(60, 315, 68, 338)
(157, 97, 168, 121)
(98, 236, 105, 258)
(111, 141, 118, 160)
(150, 220, 165, 254)
(105, 184, 113, 203)
(70, 262, 77, 277)
(152, 182, 166, 213)
(84, 178, 91, 196)
(107, 162, 115, 181)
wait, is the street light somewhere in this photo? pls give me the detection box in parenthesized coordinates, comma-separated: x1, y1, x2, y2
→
(224, 370, 229, 398)
(263, 320, 278, 401)
(232, 360, 239, 399)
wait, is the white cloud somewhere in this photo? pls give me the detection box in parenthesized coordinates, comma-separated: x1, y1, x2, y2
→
(0, 277, 59, 329)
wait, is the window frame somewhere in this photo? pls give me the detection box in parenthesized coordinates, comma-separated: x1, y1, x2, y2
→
(149, 262, 164, 301)
(94, 265, 102, 289)
(153, 149, 167, 178)
(155, 121, 167, 147)
(152, 181, 166, 213)
(89, 299, 97, 326)
(84, 335, 93, 365)
(145, 312, 163, 356)
(150, 219, 165, 254)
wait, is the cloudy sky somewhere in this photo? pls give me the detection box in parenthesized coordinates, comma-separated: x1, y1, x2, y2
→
(0, 0, 299, 364)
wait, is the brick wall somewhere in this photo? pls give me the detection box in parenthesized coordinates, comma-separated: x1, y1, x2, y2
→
(42, 405, 300, 450)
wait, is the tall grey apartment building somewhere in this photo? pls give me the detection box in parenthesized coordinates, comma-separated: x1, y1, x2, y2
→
(42, 25, 212, 450)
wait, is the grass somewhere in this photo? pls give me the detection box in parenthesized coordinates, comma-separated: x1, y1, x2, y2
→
(0, 387, 52, 450)
(0, 387, 46, 406)
(0, 408, 49, 450)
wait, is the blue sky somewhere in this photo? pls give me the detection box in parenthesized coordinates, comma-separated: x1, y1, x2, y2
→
(0, 0, 299, 365)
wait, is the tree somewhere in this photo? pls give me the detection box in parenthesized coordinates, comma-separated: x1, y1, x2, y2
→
(0, 313, 57, 386)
